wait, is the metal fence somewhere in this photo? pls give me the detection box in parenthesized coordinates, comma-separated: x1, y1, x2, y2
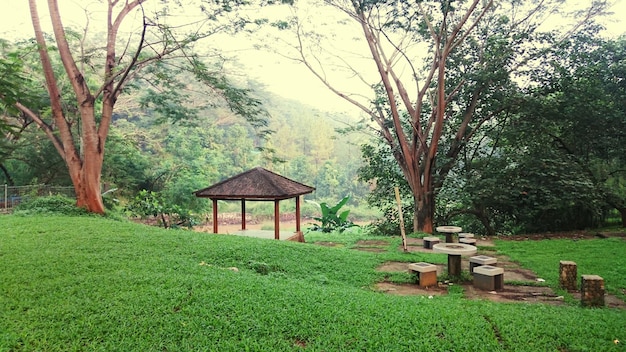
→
(1, 184, 75, 211)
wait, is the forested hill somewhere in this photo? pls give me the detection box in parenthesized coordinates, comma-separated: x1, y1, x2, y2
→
(102, 79, 371, 213)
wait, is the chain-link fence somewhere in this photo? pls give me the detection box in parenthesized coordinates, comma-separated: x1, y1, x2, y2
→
(1, 184, 75, 211)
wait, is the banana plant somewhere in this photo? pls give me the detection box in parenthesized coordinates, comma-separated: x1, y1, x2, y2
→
(307, 195, 357, 233)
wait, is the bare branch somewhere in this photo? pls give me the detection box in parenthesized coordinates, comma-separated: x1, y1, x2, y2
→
(15, 102, 66, 160)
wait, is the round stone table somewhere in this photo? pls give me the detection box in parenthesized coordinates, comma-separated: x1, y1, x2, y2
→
(435, 225, 462, 243)
(432, 243, 477, 277)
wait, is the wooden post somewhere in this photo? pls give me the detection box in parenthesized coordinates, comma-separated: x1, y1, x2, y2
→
(212, 199, 218, 234)
(394, 187, 408, 252)
(241, 199, 246, 230)
(274, 200, 280, 240)
(295, 196, 301, 232)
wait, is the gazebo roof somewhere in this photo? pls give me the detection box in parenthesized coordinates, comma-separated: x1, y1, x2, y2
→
(193, 167, 315, 200)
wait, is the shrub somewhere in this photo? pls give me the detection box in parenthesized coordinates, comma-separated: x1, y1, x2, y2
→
(307, 196, 358, 233)
(126, 190, 198, 229)
(13, 195, 89, 216)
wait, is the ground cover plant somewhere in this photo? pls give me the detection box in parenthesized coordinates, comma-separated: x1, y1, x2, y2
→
(1, 215, 624, 351)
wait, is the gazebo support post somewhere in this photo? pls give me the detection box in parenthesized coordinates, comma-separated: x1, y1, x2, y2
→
(241, 199, 246, 230)
(212, 198, 218, 234)
(274, 200, 280, 240)
(295, 196, 301, 233)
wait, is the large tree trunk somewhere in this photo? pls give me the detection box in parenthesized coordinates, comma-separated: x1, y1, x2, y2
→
(414, 190, 434, 234)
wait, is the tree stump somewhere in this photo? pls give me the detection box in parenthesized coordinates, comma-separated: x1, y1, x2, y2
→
(559, 260, 577, 291)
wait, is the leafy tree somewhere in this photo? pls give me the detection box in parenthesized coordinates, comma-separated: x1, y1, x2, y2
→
(439, 31, 625, 234)
(280, 0, 607, 233)
(3, 0, 274, 214)
(521, 33, 626, 227)
(358, 142, 412, 235)
(101, 126, 152, 198)
(0, 40, 46, 184)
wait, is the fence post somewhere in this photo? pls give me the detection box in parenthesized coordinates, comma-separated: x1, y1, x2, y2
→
(4, 184, 7, 210)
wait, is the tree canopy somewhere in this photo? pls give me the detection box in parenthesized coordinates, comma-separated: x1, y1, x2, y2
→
(272, 0, 609, 233)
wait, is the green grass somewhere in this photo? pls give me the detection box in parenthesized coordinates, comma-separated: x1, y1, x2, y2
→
(1, 215, 625, 351)
(495, 237, 626, 300)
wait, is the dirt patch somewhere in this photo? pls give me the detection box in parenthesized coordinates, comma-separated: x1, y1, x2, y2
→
(351, 239, 390, 253)
(356, 240, 390, 246)
(504, 268, 540, 281)
(377, 261, 445, 274)
(499, 231, 626, 241)
(463, 284, 566, 305)
(568, 291, 626, 309)
(353, 247, 387, 253)
(374, 280, 567, 305)
(313, 241, 344, 248)
(375, 281, 448, 296)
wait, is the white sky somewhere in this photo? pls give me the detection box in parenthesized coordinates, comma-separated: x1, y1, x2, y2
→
(1, 0, 625, 114)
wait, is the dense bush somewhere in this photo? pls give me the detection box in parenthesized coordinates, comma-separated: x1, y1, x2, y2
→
(126, 189, 198, 229)
(13, 195, 89, 216)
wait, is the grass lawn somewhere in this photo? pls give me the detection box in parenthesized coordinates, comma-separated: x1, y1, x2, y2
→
(0, 215, 624, 351)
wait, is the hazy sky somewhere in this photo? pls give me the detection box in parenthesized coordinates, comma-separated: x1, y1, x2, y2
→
(1, 0, 625, 114)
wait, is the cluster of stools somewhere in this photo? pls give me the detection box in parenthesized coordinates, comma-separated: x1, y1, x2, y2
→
(410, 227, 505, 290)
(409, 253, 503, 290)
(410, 234, 608, 307)
(422, 233, 476, 248)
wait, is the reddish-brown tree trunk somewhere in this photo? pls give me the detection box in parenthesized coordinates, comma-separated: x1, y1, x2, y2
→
(410, 178, 435, 234)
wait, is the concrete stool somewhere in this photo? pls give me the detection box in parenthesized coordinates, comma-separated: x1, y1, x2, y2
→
(559, 261, 577, 292)
(473, 265, 504, 291)
(422, 236, 441, 249)
(458, 233, 474, 239)
(459, 237, 477, 245)
(408, 262, 438, 288)
(469, 255, 497, 274)
(581, 275, 605, 307)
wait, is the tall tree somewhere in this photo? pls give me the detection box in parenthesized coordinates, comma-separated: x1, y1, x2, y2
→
(10, 0, 271, 213)
(281, 0, 606, 232)
(523, 33, 626, 226)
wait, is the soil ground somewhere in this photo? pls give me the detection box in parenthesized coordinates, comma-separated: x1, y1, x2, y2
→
(193, 219, 625, 308)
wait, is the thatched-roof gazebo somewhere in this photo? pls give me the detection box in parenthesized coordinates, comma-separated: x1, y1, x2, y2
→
(193, 167, 315, 240)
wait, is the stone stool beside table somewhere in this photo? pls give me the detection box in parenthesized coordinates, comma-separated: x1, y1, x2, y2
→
(458, 233, 477, 245)
(422, 236, 441, 249)
(469, 255, 502, 291)
(473, 265, 504, 291)
(408, 262, 438, 288)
